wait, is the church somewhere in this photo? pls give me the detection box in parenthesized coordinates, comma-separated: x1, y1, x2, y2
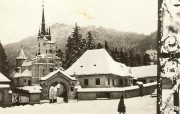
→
(13, 3, 62, 86)
(10, 2, 156, 103)
(11, 3, 76, 104)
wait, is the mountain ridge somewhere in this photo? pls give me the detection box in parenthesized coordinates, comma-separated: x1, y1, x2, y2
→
(4, 23, 156, 73)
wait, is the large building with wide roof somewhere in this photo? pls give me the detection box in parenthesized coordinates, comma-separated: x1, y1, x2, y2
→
(65, 49, 133, 88)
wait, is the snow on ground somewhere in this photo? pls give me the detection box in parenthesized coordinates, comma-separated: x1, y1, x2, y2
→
(0, 95, 156, 114)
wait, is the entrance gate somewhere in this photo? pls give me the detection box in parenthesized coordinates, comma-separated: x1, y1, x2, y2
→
(40, 70, 77, 101)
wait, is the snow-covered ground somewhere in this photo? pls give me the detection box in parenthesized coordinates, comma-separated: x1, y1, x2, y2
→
(162, 89, 180, 114)
(0, 95, 156, 114)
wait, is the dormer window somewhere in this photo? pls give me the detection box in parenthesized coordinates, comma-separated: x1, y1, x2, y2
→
(94, 64, 96, 66)
(80, 65, 83, 68)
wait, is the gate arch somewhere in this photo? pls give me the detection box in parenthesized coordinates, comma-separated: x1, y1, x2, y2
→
(40, 70, 76, 100)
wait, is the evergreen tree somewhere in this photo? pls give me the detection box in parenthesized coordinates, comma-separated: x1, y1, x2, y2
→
(81, 39, 87, 53)
(64, 23, 86, 69)
(143, 53, 151, 65)
(123, 52, 129, 66)
(104, 40, 109, 51)
(111, 48, 119, 62)
(129, 49, 136, 67)
(119, 48, 125, 63)
(56, 49, 64, 61)
(136, 54, 142, 66)
(86, 31, 95, 50)
(0, 42, 9, 76)
(64, 36, 74, 69)
(96, 42, 103, 49)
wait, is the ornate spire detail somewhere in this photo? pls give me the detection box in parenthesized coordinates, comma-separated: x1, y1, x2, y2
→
(41, 0, 46, 36)
(48, 26, 51, 41)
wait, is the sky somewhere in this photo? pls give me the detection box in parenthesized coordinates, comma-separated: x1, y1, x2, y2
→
(0, 0, 157, 45)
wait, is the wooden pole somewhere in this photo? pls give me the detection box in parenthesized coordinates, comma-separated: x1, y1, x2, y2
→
(173, 79, 179, 114)
(157, 0, 163, 114)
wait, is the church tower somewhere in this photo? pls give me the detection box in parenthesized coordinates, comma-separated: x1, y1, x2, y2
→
(31, 1, 61, 84)
(36, 1, 56, 56)
(16, 45, 27, 68)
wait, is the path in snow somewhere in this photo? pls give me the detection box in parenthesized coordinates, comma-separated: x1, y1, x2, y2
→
(0, 95, 156, 114)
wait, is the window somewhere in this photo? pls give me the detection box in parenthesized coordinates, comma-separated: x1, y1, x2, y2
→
(43, 69, 45, 75)
(96, 78, 100, 85)
(108, 79, 110, 85)
(49, 60, 53, 63)
(28, 80, 31, 86)
(119, 79, 123, 86)
(49, 49, 52, 53)
(49, 68, 53, 72)
(125, 79, 128, 83)
(112, 79, 114, 86)
(70, 87, 74, 91)
(24, 79, 26, 83)
(150, 80, 154, 82)
(84, 79, 88, 86)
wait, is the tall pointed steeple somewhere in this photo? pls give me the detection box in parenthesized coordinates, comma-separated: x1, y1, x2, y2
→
(41, 0, 46, 36)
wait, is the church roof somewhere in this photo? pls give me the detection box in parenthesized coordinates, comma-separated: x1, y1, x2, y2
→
(16, 48, 27, 59)
(21, 61, 32, 67)
(131, 65, 157, 78)
(0, 72, 10, 82)
(21, 69, 32, 77)
(13, 72, 21, 78)
(41, 69, 76, 81)
(65, 49, 132, 77)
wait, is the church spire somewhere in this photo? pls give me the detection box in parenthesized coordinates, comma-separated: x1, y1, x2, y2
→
(17, 45, 27, 60)
(41, 0, 46, 35)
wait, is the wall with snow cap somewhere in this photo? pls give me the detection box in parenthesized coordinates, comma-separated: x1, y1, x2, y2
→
(77, 82, 157, 100)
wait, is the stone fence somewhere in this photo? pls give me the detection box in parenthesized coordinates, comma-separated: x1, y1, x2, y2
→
(77, 82, 157, 100)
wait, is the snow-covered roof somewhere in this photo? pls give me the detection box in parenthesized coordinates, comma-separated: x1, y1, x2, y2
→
(0, 84, 10, 88)
(16, 48, 27, 59)
(41, 69, 76, 81)
(21, 69, 32, 77)
(65, 49, 131, 77)
(46, 40, 55, 44)
(143, 82, 157, 87)
(131, 65, 157, 78)
(0, 72, 10, 82)
(21, 61, 32, 67)
(77, 86, 139, 92)
(17, 85, 41, 93)
(13, 72, 22, 78)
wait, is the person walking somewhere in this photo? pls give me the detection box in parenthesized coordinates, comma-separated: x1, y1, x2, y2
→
(118, 95, 126, 114)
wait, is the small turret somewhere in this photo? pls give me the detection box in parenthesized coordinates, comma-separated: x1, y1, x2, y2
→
(16, 45, 27, 68)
